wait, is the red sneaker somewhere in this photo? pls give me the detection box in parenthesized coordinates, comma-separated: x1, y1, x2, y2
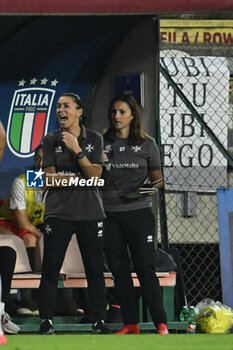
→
(157, 323, 169, 335)
(115, 324, 140, 334)
(0, 334, 7, 345)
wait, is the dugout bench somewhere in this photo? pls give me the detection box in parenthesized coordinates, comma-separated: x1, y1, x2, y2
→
(11, 271, 184, 333)
(2, 234, 187, 332)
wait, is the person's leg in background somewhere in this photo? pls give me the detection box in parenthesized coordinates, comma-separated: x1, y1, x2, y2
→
(22, 233, 37, 271)
(57, 288, 84, 316)
(0, 224, 39, 316)
(0, 222, 37, 271)
(105, 288, 123, 324)
(17, 232, 38, 317)
(19, 233, 38, 315)
(0, 246, 20, 335)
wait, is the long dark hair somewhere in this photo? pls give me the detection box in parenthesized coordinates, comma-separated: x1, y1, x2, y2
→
(104, 94, 147, 145)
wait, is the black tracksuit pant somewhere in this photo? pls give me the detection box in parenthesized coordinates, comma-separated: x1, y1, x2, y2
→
(39, 218, 106, 322)
(104, 208, 167, 326)
(0, 246, 16, 303)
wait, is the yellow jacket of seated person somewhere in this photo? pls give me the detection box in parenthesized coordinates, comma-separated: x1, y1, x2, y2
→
(0, 173, 45, 226)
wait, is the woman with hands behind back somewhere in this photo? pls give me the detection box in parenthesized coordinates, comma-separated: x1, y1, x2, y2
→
(102, 94, 168, 335)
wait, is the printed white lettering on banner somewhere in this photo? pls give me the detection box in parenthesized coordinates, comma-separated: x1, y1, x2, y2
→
(160, 53, 229, 191)
(15, 93, 49, 106)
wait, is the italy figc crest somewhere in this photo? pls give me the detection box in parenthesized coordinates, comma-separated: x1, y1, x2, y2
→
(7, 84, 56, 158)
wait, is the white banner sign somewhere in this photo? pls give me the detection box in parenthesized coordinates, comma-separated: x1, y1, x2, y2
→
(160, 52, 229, 192)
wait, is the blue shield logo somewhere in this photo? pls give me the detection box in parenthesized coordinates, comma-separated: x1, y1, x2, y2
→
(7, 87, 55, 158)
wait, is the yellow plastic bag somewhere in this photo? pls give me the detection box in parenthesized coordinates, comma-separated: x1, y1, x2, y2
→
(195, 299, 233, 333)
